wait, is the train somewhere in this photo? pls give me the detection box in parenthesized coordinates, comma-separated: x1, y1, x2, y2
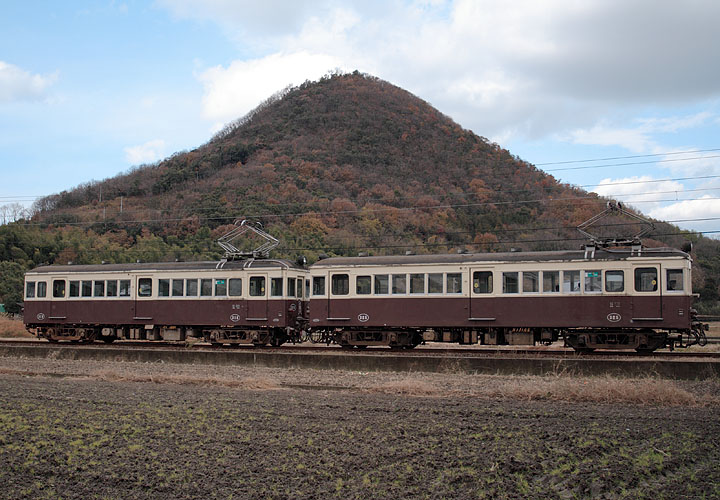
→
(23, 245, 708, 353)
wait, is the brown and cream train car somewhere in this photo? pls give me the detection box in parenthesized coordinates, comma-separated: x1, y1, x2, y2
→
(307, 247, 701, 352)
(24, 259, 308, 345)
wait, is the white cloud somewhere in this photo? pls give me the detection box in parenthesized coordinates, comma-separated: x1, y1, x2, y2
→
(124, 139, 166, 164)
(649, 196, 720, 236)
(0, 61, 57, 103)
(593, 176, 685, 211)
(197, 51, 344, 125)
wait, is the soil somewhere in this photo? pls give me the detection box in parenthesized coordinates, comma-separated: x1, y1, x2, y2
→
(0, 358, 718, 499)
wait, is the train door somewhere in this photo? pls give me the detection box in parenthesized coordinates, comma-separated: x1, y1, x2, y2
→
(49, 277, 67, 320)
(247, 274, 268, 320)
(631, 265, 662, 320)
(134, 275, 154, 321)
(327, 271, 351, 320)
(469, 268, 495, 320)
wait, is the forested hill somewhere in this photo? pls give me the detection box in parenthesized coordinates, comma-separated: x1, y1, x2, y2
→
(1, 71, 718, 313)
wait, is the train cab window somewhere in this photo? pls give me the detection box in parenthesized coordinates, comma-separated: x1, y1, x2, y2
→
(584, 271, 602, 293)
(25, 282, 35, 298)
(37, 282, 47, 298)
(542, 271, 560, 293)
(305, 279, 310, 298)
(502, 272, 519, 294)
(312, 276, 326, 296)
(285, 278, 294, 297)
(428, 273, 443, 294)
(94, 281, 105, 297)
(666, 269, 684, 291)
(186, 279, 198, 297)
(523, 272, 539, 293)
(634, 268, 658, 292)
(119, 280, 131, 297)
(215, 279, 227, 296)
(392, 274, 407, 294)
(106, 280, 118, 297)
(410, 274, 425, 294)
(473, 271, 492, 294)
(200, 279, 213, 297)
(331, 274, 350, 295)
(249, 277, 266, 297)
(138, 278, 152, 297)
(229, 278, 242, 296)
(297, 278, 303, 298)
(562, 271, 581, 293)
(69, 281, 80, 297)
(605, 271, 624, 292)
(272, 278, 284, 297)
(172, 279, 184, 297)
(53, 280, 66, 298)
(374, 275, 389, 294)
(81, 281, 92, 297)
(158, 279, 170, 297)
(447, 273, 462, 294)
(356, 276, 372, 295)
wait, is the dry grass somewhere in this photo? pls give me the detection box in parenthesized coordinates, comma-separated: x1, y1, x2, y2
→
(366, 378, 441, 397)
(89, 369, 282, 391)
(0, 316, 32, 338)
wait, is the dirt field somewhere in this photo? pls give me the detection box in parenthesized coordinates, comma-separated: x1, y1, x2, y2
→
(0, 357, 719, 499)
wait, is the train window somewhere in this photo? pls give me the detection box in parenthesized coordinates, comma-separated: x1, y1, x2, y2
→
(106, 280, 118, 297)
(305, 279, 310, 298)
(523, 272, 539, 293)
(562, 271, 580, 293)
(584, 271, 602, 293)
(158, 279, 170, 297)
(229, 278, 242, 296)
(53, 280, 66, 298)
(272, 278, 284, 297)
(69, 280, 80, 297)
(172, 279, 184, 297)
(250, 277, 265, 297)
(410, 274, 425, 294)
(542, 271, 559, 293)
(200, 279, 213, 296)
(297, 278, 303, 298)
(215, 279, 227, 296)
(356, 276, 372, 295)
(605, 271, 624, 292)
(285, 278, 294, 297)
(667, 269, 684, 291)
(428, 273, 443, 294)
(331, 274, 350, 295)
(313, 276, 325, 296)
(374, 275, 389, 294)
(503, 272, 519, 294)
(634, 268, 658, 292)
(81, 281, 92, 297)
(119, 280, 131, 297)
(25, 281, 35, 298)
(392, 274, 407, 294)
(37, 282, 47, 298)
(94, 281, 105, 297)
(138, 278, 152, 297)
(447, 273, 462, 294)
(473, 271, 492, 294)
(186, 279, 198, 296)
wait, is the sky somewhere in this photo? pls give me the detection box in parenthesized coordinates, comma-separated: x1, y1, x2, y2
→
(1, 0, 720, 237)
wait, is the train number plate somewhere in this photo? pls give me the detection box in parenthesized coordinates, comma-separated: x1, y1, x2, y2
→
(607, 313, 621, 322)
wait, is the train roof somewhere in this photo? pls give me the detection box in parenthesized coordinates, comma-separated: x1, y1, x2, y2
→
(27, 258, 304, 275)
(310, 247, 690, 268)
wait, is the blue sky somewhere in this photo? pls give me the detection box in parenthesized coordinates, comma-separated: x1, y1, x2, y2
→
(2, 0, 720, 236)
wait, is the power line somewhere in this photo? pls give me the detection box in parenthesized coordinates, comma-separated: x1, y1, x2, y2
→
(544, 155, 720, 172)
(535, 148, 720, 166)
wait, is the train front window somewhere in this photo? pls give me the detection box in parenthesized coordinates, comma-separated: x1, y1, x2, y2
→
(563, 271, 580, 293)
(249, 277, 265, 297)
(272, 278, 283, 297)
(297, 278, 303, 298)
(229, 278, 242, 296)
(667, 269, 683, 291)
(447, 273, 462, 294)
(313, 276, 325, 296)
(138, 278, 152, 297)
(356, 276, 371, 295)
(473, 271, 493, 294)
(635, 268, 658, 292)
(428, 273, 443, 294)
(285, 278, 294, 297)
(374, 275, 389, 294)
(25, 282, 35, 298)
(523, 272, 539, 293)
(119, 280, 130, 297)
(331, 274, 349, 295)
(584, 271, 602, 293)
(53, 280, 66, 298)
(542, 271, 559, 293)
(605, 271, 624, 292)
(502, 272, 519, 294)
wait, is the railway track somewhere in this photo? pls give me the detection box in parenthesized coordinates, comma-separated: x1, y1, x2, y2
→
(1, 338, 717, 359)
